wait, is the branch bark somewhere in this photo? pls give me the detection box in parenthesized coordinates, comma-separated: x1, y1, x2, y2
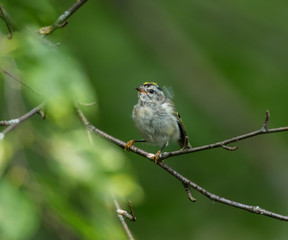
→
(0, 102, 45, 140)
(76, 105, 288, 222)
(161, 110, 288, 160)
(113, 196, 135, 240)
(0, 4, 14, 39)
(3, 1, 288, 223)
(39, 0, 88, 36)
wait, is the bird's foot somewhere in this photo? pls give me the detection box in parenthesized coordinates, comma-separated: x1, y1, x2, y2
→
(125, 140, 134, 151)
(153, 150, 162, 164)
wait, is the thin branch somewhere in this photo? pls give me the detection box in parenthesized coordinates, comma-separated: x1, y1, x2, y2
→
(162, 127, 288, 160)
(113, 196, 135, 240)
(0, 68, 46, 139)
(76, 105, 288, 161)
(262, 109, 270, 131)
(221, 145, 238, 151)
(116, 203, 136, 222)
(76, 105, 288, 221)
(128, 200, 137, 221)
(78, 101, 97, 107)
(75, 104, 150, 158)
(0, 67, 42, 97)
(158, 161, 288, 221)
(0, 4, 14, 39)
(0, 102, 46, 141)
(182, 183, 196, 202)
(39, 0, 88, 36)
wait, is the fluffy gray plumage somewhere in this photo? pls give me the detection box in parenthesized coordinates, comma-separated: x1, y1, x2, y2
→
(132, 82, 190, 149)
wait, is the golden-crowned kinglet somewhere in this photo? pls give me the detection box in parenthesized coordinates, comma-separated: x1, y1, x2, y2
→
(125, 82, 191, 163)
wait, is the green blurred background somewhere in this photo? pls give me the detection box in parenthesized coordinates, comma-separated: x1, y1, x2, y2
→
(1, 0, 288, 239)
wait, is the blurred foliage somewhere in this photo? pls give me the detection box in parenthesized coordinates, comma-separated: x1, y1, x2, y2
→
(1, 0, 288, 240)
(0, 1, 143, 240)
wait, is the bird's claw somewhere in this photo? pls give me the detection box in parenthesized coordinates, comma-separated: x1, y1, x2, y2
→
(153, 150, 162, 164)
(125, 140, 134, 151)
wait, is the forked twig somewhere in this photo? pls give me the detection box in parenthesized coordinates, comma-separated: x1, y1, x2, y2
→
(162, 111, 288, 160)
(0, 102, 46, 140)
(39, 0, 88, 36)
(76, 105, 288, 222)
(113, 196, 135, 240)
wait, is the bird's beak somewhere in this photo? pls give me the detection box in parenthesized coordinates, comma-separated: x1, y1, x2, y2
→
(136, 87, 147, 94)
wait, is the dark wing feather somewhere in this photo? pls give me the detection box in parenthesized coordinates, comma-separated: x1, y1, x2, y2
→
(176, 112, 192, 149)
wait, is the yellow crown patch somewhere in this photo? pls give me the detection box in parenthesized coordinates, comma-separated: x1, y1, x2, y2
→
(143, 82, 158, 86)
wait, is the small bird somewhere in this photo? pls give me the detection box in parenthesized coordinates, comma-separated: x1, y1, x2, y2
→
(125, 82, 191, 163)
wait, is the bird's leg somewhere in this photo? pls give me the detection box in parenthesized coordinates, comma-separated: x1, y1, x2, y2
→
(125, 139, 146, 151)
(153, 142, 168, 164)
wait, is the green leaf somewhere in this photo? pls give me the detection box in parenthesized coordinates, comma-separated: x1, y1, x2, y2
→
(0, 180, 39, 240)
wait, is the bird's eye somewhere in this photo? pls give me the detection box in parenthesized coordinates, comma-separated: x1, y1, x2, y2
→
(149, 89, 154, 94)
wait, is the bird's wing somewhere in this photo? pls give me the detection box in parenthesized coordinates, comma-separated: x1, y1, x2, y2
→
(175, 111, 192, 149)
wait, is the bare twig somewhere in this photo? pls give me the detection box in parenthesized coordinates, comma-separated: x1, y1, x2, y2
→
(162, 125, 288, 160)
(39, 0, 88, 36)
(0, 102, 46, 140)
(158, 162, 288, 221)
(0, 119, 20, 127)
(182, 183, 196, 202)
(76, 105, 288, 221)
(37, 108, 46, 120)
(116, 204, 136, 222)
(0, 68, 46, 139)
(262, 109, 270, 131)
(221, 145, 238, 151)
(76, 104, 288, 161)
(128, 200, 137, 221)
(0, 4, 13, 39)
(0, 67, 42, 97)
(78, 101, 97, 107)
(113, 196, 135, 240)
